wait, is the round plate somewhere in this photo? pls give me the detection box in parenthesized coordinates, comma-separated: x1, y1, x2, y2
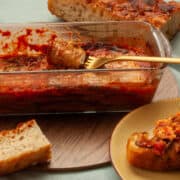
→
(110, 98, 180, 180)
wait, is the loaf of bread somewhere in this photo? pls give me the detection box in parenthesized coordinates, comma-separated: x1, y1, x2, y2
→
(0, 120, 51, 176)
(127, 113, 180, 171)
(48, 0, 180, 39)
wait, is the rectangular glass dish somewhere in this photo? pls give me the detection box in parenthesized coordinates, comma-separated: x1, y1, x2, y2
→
(0, 21, 171, 115)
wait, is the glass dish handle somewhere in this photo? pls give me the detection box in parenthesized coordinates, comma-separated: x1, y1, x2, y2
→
(154, 28, 172, 57)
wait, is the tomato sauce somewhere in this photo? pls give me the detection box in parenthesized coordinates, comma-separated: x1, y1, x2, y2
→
(0, 28, 162, 114)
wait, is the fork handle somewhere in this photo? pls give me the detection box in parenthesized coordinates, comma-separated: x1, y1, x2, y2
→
(86, 55, 180, 69)
(105, 56, 180, 64)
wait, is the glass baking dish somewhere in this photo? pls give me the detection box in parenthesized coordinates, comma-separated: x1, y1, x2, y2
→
(0, 21, 171, 115)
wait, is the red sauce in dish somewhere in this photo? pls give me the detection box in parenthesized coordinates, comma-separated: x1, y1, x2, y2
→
(0, 28, 161, 114)
(0, 28, 57, 59)
(0, 30, 11, 36)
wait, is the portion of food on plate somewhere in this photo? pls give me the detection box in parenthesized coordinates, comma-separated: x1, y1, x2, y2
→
(0, 119, 51, 176)
(48, 0, 180, 39)
(127, 112, 180, 171)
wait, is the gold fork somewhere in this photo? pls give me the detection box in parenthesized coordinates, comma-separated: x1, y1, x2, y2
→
(84, 55, 180, 69)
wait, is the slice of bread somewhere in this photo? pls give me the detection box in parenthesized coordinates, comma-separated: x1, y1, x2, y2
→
(48, 0, 180, 39)
(127, 113, 180, 170)
(0, 120, 51, 176)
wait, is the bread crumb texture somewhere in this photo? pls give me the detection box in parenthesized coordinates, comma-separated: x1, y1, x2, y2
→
(0, 119, 51, 176)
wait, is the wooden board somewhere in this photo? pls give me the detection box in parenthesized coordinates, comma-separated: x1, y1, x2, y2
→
(152, 68, 179, 101)
(0, 68, 178, 171)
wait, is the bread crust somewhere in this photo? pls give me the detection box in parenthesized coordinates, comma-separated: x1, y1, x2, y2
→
(0, 145, 51, 176)
(48, 0, 180, 39)
(127, 113, 180, 171)
(0, 120, 51, 176)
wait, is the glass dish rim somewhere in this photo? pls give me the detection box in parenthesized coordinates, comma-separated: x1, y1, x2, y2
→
(0, 67, 165, 75)
(0, 20, 161, 27)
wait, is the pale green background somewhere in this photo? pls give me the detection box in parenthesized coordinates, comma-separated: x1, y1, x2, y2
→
(0, 0, 179, 179)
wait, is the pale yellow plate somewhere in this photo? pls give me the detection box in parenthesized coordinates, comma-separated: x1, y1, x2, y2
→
(110, 98, 180, 180)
